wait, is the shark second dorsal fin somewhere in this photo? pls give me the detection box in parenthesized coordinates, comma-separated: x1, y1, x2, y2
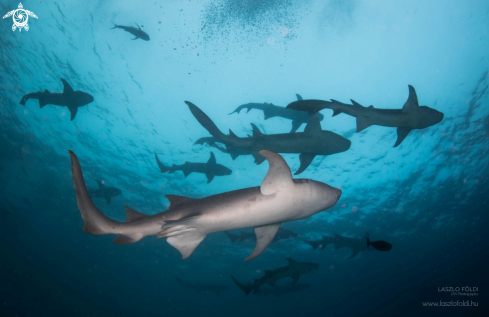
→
(260, 151, 293, 195)
(124, 206, 146, 222)
(165, 194, 197, 209)
(402, 85, 419, 113)
(245, 223, 281, 261)
(60, 79, 74, 94)
(350, 99, 363, 107)
(207, 152, 216, 165)
(296, 94, 303, 101)
(304, 113, 322, 135)
(250, 123, 262, 137)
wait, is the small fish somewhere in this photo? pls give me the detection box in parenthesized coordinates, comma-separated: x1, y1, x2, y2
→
(367, 238, 392, 251)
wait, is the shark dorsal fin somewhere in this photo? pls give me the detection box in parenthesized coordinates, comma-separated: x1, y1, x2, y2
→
(260, 151, 293, 195)
(95, 179, 105, 189)
(402, 85, 419, 113)
(296, 94, 303, 101)
(368, 105, 374, 109)
(124, 206, 146, 222)
(165, 194, 197, 209)
(250, 123, 262, 137)
(304, 113, 322, 135)
(286, 258, 299, 268)
(350, 99, 363, 107)
(60, 79, 74, 94)
(245, 223, 281, 261)
(207, 152, 216, 165)
(44, 89, 50, 93)
(229, 129, 237, 138)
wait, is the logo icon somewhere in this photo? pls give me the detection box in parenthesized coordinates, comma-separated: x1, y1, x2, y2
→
(3, 3, 37, 32)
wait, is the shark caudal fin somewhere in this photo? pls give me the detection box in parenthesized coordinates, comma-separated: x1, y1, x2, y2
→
(231, 276, 254, 295)
(19, 95, 29, 106)
(69, 151, 120, 235)
(154, 152, 171, 173)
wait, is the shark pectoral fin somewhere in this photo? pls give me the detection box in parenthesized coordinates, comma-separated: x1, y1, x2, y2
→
(250, 123, 263, 137)
(207, 152, 217, 165)
(205, 172, 215, 184)
(402, 85, 419, 113)
(105, 196, 111, 204)
(112, 233, 143, 244)
(124, 206, 146, 222)
(60, 79, 74, 94)
(69, 107, 78, 121)
(290, 119, 302, 133)
(290, 272, 300, 284)
(245, 223, 281, 261)
(260, 151, 293, 195)
(251, 151, 266, 165)
(394, 127, 412, 147)
(295, 153, 316, 175)
(165, 195, 197, 209)
(348, 249, 360, 259)
(304, 113, 322, 135)
(356, 116, 372, 132)
(296, 94, 303, 101)
(166, 232, 206, 259)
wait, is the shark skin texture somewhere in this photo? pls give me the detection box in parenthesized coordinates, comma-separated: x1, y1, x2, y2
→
(286, 85, 444, 147)
(87, 180, 122, 205)
(175, 277, 229, 296)
(231, 258, 318, 295)
(69, 150, 341, 261)
(19, 78, 94, 121)
(185, 101, 351, 175)
(111, 23, 150, 41)
(229, 94, 325, 133)
(225, 227, 298, 243)
(154, 151, 232, 184)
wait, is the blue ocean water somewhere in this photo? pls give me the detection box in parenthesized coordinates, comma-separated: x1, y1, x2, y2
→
(1, 0, 488, 316)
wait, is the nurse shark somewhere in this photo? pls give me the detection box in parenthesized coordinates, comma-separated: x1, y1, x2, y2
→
(69, 150, 341, 260)
(287, 85, 444, 147)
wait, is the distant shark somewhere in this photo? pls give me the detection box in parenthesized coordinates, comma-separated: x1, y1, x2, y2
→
(302, 232, 393, 259)
(287, 85, 444, 147)
(185, 101, 351, 175)
(176, 277, 229, 296)
(111, 23, 150, 41)
(256, 283, 310, 297)
(69, 149, 341, 260)
(232, 258, 318, 295)
(154, 151, 232, 183)
(225, 227, 298, 243)
(19, 78, 94, 121)
(229, 94, 325, 133)
(87, 180, 122, 205)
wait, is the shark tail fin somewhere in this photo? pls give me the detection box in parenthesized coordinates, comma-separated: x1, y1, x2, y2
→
(19, 95, 29, 106)
(231, 276, 254, 295)
(111, 24, 118, 29)
(154, 152, 171, 173)
(69, 151, 119, 235)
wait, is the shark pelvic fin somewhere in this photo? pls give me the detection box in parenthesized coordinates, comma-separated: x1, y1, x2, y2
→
(166, 231, 206, 259)
(332, 110, 343, 117)
(165, 194, 197, 209)
(245, 223, 281, 261)
(250, 123, 262, 137)
(69, 107, 78, 121)
(402, 85, 419, 113)
(252, 151, 266, 165)
(124, 206, 146, 222)
(60, 78, 74, 94)
(394, 127, 412, 147)
(295, 153, 316, 175)
(113, 233, 143, 244)
(260, 151, 293, 195)
(231, 275, 254, 295)
(356, 116, 372, 132)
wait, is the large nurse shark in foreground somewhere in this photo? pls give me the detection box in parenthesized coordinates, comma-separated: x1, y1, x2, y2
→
(69, 150, 341, 260)
(287, 85, 444, 147)
(185, 101, 351, 175)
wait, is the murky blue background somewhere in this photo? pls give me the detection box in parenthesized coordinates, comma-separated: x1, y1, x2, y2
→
(1, 1, 488, 316)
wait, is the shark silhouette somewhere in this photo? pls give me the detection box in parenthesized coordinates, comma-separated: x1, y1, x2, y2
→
(176, 277, 229, 296)
(87, 180, 122, 205)
(256, 283, 310, 297)
(232, 258, 318, 295)
(69, 150, 341, 260)
(225, 227, 298, 243)
(154, 152, 231, 183)
(287, 85, 444, 147)
(19, 79, 94, 121)
(185, 101, 351, 175)
(229, 94, 325, 133)
(111, 23, 150, 41)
